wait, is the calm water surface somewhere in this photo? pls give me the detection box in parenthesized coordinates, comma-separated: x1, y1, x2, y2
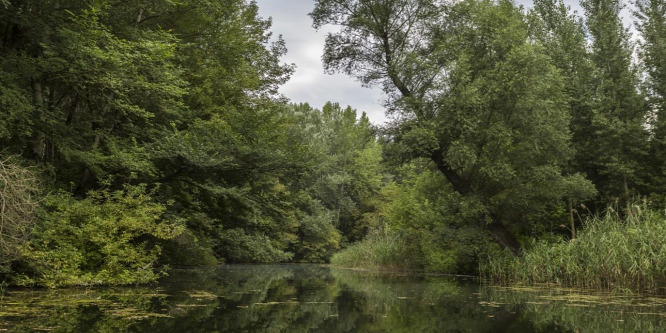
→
(1, 264, 666, 332)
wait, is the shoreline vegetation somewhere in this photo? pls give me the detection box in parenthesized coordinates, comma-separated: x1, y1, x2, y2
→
(480, 203, 666, 293)
(332, 202, 666, 294)
(2, 0, 666, 294)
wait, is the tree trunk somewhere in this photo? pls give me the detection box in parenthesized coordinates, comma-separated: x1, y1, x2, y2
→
(431, 150, 471, 195)
(382, 32, 522, 255)
(488, 215, 522, 255)
(569, 200, 576, 239)
(623, 173, 632, 217)
(136, 8, 143, 26)
(431, 150, 522, 254)
(31, 79, 46, 161)
(76, 132, 103, 193)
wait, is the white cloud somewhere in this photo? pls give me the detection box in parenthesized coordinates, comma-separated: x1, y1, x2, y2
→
(255, 0, 387, 124)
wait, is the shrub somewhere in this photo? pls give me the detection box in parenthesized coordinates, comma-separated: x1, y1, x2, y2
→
(330, 229, 407, 271)
(0, 156, 39, 274)
(294, 207, 341, 262)
(217, 228, 294, 263)
(330, 228, 429, 272)
(17, 185, 184, 287)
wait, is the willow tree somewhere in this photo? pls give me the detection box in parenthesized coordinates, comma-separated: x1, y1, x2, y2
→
(311, 0, 594, 253)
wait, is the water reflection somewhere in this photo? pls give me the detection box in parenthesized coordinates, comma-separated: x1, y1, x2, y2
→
(0, 264, 665, 332)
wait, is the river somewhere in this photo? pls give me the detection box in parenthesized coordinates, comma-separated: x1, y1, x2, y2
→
(1, 264, 665, 332)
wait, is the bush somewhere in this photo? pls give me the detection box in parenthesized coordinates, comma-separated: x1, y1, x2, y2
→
(331, 226, 484, 274)
(294, 207, 341, 262)
(159, 228, 220, 266)
(331, 229, 409, 271)
(330, 228, 432, 272)
(0, 156, 39, 274)
(217, 228, 294, 263)
(17, 185, 184, 287)
(331, 166, 491, 274)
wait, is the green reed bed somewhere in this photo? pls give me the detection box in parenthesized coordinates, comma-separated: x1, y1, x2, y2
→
(330, 231, 418, 272)
(480, 205, 666, 292)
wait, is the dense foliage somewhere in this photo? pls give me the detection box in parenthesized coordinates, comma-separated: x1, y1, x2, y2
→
(312, 0, 597, 255)
(0, 0, 380, 285)
(0, 0, 665, 289)
(315, 0, 666, 285)
(19, 185, 183, 287)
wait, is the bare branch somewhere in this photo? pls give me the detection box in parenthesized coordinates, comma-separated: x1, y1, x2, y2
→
(0, 156, 40, 267)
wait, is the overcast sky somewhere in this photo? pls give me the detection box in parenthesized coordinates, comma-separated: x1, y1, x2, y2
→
(255, 0, 634, 125)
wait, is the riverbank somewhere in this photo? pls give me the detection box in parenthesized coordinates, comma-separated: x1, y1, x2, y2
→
(480, 204, 666, 293)
(334, 204, 666, 294)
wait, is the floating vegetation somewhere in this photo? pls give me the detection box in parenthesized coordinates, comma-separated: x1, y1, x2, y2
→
(107, 307, 173, 320)
(185, 290, 218, 299)
(481, 283, 666, 332)
(0, 287, 173, 331)
(477, 301, 504, 307)
(486, 284, 666, 307)
(253, 301, 298, 306)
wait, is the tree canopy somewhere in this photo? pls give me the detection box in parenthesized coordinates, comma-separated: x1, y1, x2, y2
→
(312, 0, 595, 253)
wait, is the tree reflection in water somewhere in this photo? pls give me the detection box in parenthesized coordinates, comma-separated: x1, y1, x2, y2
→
(1, 264, 664, 332)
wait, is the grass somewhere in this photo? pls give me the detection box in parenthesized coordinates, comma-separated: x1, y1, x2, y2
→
(480, 203, 666, 293)
(330, 227, 466, 274)
(330, 230, 418, 272)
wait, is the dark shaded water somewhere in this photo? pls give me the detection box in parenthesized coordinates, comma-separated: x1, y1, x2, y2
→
(1, 264, 666, 332)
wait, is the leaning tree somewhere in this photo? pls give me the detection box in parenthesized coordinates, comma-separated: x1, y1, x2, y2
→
(311, 0, 595, 253)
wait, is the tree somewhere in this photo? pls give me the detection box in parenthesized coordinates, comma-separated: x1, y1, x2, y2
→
(0, 0, 303, 267)
(529, 0, 599, 236)
(0, 0, 188, 190)
(281, 102, 385, 259)
(530, 0, 596, 179)
(144, 0, 302, 264)
(581, 0, 649, 205)
(312, 0, 595, 254)
(291, 102, 382, 242)
(635, 0, 666, 197)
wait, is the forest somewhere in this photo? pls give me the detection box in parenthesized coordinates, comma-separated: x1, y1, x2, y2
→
(0, 0, 665, 291)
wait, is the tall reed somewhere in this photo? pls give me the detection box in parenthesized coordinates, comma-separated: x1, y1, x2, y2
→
(330, 230, 422, 272)
(480, 203, 666, 292)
